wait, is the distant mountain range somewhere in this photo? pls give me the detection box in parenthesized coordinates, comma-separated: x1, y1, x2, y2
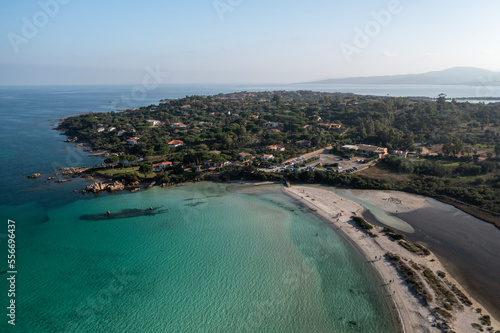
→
(307, 67, 500, 86)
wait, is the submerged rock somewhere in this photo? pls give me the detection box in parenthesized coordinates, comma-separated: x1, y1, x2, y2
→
(80, 207, 167, 221)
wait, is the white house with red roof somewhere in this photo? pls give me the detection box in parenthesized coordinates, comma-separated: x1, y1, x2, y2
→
(267, 145, 285, 152)
(152, 161, 172, 172)
(260, 154, 275, 160)
(167, 140, 184, 147)
(126, 137, 139, 145)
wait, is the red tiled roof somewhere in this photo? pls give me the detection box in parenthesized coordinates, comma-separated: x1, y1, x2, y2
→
(152, 161, 172, 168)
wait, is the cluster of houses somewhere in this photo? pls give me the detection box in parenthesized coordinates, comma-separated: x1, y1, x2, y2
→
(105, 113, 351, 171)
(393, 150, 417, 158)
(96, 124, 117, 133)
(146, 120, 161, 126)
(341, 144, 388, 158)
(150, 158, 231, 173)
(267, 145, 285, 152)
(340, 145, 416, 159)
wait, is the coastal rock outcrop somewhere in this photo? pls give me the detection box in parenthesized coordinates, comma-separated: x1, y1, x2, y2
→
(27, 173, 42, 179)
(56, 167, 88, 176)
(82, 181, 125, 193)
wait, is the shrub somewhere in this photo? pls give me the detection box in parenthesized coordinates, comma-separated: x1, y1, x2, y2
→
(479, 315, 491, 326)
(399, 241, 430, 256)
(383, 227, 396, 233)
(384, 227, 406, 241)
(471, 323, 483, 331)
(434, 307, 453, 319)
(351, 216, 374, 230)
(423, 269, 458, 305)
(385, 252, 400, 261)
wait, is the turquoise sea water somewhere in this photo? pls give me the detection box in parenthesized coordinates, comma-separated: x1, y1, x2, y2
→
(3, 183, 399, 332)
(10, 84, 494, 332)
(4, 84, 499, 331)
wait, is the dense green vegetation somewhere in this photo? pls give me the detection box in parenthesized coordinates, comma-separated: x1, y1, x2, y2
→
(351, 216, 374, 230)
(58, 90, 500, 160)
(383, 227, 406, 241)
(399, 240, 431, 256)
(423, 268, 459, 307)
(480, 315, 491, 326)
(58, 90, 500, 225)
(386, 252, 433, 305)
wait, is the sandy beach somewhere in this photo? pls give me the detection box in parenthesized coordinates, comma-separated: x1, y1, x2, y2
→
(283, 185, 500, 333)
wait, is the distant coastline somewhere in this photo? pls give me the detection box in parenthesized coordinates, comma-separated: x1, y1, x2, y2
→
(305, 67, 500, 86)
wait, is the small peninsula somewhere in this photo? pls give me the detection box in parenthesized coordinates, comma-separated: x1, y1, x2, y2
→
(51, 89, 500, 331)
(56, 90, 500, 227)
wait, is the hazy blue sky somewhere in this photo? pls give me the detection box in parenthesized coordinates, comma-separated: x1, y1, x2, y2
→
(1, 0, 499, 85)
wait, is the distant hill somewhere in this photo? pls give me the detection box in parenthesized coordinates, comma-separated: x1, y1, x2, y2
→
(308, 67, 500, 85)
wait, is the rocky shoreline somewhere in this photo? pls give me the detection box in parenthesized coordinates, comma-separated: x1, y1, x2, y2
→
(27, 167, 90, 181)
(81, 181, 126, 193)
(78, 171, 197, 194)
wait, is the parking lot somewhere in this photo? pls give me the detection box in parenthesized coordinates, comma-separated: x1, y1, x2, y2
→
(262, 151, 372, 174)
(307, 153, 368, 173)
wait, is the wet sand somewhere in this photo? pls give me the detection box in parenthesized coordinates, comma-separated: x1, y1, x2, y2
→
(283, 185, 500, 333)
(333, 187, 500, 321)
(397, 203, 500, 321)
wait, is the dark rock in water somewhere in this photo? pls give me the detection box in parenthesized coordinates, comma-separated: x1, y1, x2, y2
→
(28, 173, 42, 179)
(80, 207, 167, 221)
(348, 321, 357, 326)
(185, 201, 206, 207)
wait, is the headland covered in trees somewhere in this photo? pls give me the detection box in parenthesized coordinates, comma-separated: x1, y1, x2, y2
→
(56, 90, 500, 227)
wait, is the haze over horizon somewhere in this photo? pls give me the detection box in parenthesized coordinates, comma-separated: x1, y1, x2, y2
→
(1, 0, 500, 86)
